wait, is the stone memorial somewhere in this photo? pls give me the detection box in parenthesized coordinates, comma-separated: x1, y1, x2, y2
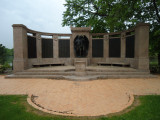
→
(7, 23, 153, 79)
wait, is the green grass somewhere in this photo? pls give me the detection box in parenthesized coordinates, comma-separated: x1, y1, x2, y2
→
(0, 95, 160, 120)
(150, 61, 158, 66)
(150, 58, 158, 66)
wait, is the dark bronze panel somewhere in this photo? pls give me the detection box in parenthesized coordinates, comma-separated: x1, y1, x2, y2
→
(109, 38, 121, 57)
(92, 39, 103, 57)
(126, 35, 135, 58)
(59, 39, 70, 58)
(42, 39, 53, 58)
(27, 36, 37, 58)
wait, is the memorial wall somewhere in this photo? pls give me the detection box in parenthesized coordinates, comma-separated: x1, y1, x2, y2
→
(12, 23, 150, 72)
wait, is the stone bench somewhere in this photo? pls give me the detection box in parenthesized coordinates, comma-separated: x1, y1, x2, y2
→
(97, 62, 130, 67)
(33, 63, 65, 67)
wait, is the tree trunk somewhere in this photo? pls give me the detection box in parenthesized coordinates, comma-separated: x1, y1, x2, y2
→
(158, 52, 160, 66)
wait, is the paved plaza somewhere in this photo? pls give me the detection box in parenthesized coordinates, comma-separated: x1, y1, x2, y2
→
(0, 75, 160, 116)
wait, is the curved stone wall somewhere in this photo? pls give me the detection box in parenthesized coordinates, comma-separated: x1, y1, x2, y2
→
(12, 23, 150, 72)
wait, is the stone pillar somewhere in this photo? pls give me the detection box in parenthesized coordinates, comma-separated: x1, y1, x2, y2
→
(104, 35, 109, 58)
(88, 34, 92, 58)
(53, 35, 58, 58)
(121, 32, 126, 58)
(135, 23, 150, 71)
(70, 34, 74, 58)
(36, 34, 42, 62)
(12, 24, 28, 72)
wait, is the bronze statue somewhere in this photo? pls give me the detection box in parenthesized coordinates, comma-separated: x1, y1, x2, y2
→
(74, 35, 89, 57)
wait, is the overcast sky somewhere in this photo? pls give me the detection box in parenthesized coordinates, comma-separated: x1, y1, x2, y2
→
(0, 0, 70, 49)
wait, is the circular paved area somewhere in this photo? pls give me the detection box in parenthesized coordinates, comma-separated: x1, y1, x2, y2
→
(0, 75, 160, 116)
(27, 81, 133, 116)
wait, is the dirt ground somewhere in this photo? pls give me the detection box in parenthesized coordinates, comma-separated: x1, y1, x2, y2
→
(0, 75, 160, 116)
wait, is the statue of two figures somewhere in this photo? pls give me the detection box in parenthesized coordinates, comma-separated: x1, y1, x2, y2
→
(74, 35, 89, 57)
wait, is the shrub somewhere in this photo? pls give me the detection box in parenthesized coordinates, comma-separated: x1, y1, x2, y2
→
(0, 63, 11, 74)
(150, 65, 160, 73)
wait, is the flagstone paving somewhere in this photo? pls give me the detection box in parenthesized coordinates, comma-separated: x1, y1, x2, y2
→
(0, 75, 160, 116)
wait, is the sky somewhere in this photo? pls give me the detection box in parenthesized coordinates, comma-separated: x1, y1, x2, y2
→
(0, 0, 71, 49)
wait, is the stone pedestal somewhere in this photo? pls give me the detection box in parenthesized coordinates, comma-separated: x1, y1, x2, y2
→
(74, 58, 89, 66)
(75, 61, 86, 76)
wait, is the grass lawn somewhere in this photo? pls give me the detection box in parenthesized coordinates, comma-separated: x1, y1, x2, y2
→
(0, 95, 160, 120)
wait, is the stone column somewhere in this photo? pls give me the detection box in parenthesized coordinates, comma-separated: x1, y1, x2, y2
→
(135, 23, 150, 71)
(53, 35, 58, 58)
(12, 24, 28, 72)
(104, 35, 109, 58)
(36, 34, 42, 62)
(70, 34, 74, 58)
(88, 34, 92, 58)
(121, 32, 126, 58)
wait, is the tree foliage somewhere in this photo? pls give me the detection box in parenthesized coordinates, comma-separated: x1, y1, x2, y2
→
(62, 0, 160, 65)
(0, 44, 13, 65)
(0, 44, 7, 64)
(62, 0, 160, 33)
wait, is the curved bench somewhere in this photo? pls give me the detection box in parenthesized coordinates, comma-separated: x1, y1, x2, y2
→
(33, 63, 65, 67)
(97, 62, 130, 67)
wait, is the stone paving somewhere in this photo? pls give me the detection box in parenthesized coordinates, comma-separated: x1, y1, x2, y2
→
(0, 75, 160, 116)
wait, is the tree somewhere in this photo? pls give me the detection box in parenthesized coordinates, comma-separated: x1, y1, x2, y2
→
(62, 0, 160, 65)
(0, 44, 7, 64)
(0, 44, 13, 65)
(150, 24, 160, 66)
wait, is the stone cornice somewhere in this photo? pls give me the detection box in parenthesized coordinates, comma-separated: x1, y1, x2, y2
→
(71, 26, 91, 32)
(12, 24, 27, 29)
(135, 23, 150, 28)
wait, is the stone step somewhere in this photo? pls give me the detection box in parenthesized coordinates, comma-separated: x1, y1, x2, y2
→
(87, 69, 138, 72)
(99, 74, 156, 79)
(87, 71, 150, 75)
(5, 74, 156, 80)
(15, 71, 150, 76)
(5, 74, 64, 79)
(25, 68, 138, 72)
(15, 72, 74, 75)
(64, 74, 156, 80)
